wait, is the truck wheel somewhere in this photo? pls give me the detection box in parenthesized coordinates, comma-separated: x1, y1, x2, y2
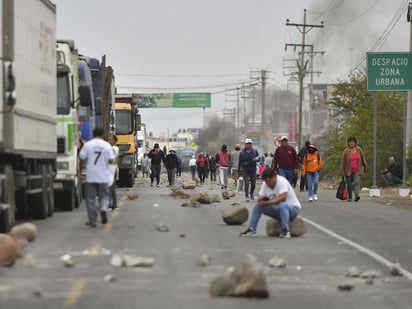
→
(0, 164, 16, 233)
(75, 176, 82, 208)
(15, 188, 29, 219)
(59, 188, 75, 211)
(31, 164, 49, 219)
(47, 164, 54, 217)
(125, 173, 134, 187)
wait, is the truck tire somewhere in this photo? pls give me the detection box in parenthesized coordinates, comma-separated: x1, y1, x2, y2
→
(31, 164, 49, 219)
(15, 188, 29, 220)
(0, 164, 16, 233)
(60, 188, 75, 211)
(75, 175, 82, 208)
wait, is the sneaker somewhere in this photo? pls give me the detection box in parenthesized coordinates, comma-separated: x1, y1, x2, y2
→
(100, 211, 108, 225)
(245, 196, 250, 202)
(239, 227, 257, 236)
(308, 196, 313, 202)
(280, 229, 291, 238)
(250, 195, 255, 201)
(313, 194, 318, 201)
(347, 198, 352, 202)
(150, 183, 153, 187)
(156, 184, 160, 188)
(354, 196, 360, 202)
(85, 222, 97, 228)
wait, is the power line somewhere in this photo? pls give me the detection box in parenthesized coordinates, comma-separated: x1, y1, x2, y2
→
(327, 0, 381, 26)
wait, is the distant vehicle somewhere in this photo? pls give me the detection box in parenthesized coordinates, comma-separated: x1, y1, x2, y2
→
(178, 149, 195, 171)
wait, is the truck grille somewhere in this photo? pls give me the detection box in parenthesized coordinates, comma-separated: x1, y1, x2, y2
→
(57, 137, 65, 154)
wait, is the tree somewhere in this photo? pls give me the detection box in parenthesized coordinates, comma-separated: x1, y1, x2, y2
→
(323, 74, 405, 187)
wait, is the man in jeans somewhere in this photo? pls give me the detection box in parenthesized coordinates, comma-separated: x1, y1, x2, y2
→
(240, 168, 301, 238)
(79, 128, 115, 227)
(273, 136, 298, 186)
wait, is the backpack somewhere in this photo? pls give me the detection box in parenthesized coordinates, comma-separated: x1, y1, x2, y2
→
(304, 152, 321, 170)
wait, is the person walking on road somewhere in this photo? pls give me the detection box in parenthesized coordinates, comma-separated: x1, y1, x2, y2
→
(189, 155, 197, 180)
(230, 143, 242, 189)
(79, 127, 115, 227)
(164, 149, 179, 187)
(107, 135, 119, 210)
(209, 154, 218, 183)
(240, 168, 301, 238)
(301, 144, 322, 202)
(148, 143, 165, 187)
(238, 139, 260, 201)
(341, 136, 367, 202)
(216, 144, 231, 189)
(298, 141, 310, 192)
(141, 153, 149, 178)
(196, 152, 208, 184)
(273, 136, 298, 186)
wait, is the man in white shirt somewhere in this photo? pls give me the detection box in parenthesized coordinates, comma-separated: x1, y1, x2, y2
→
(189, 155, 197, 180)
(79, 128, 115, 227)
(240, 168, 301, 238)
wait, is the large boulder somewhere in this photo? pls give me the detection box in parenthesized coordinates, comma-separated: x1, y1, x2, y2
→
(182, 180, 196, 189)
(266, 216, 307, 237)
(190, 192, 216, 204)
(209, 259, 269, 298)
(222, 190, 235, 199)
(10, 223, 38, 242)
(0, 234, 19, 266)
(222, 206, 249, 225)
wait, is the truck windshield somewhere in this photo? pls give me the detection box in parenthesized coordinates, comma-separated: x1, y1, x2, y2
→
(57, 74, 71, 115)
(115, 110, 133, 134)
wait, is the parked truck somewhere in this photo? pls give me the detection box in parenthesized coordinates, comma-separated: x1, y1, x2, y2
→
(54, 40, 91, 211)
(0, 0, 56, 232)
(115, 94, 141, 187)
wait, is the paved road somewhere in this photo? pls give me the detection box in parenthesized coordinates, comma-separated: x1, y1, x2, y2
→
(1, 173, 412, 309)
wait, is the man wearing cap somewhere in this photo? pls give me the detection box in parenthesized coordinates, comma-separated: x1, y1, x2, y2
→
(148, 143, 165, 187)
(239, 139, 260, 201)
(273, 136, 298, 186)
(164, 149, 179, 187)
(216, 144, 231, 189)
(189, 155, 197, 180)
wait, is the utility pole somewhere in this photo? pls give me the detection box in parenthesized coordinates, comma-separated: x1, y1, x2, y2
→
(407, 2, 412, 158)
(285, 9, 323, 150)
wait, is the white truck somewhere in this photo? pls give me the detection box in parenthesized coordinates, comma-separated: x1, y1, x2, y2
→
(54, 40, 91, 211)
(0, 0, 56, 232)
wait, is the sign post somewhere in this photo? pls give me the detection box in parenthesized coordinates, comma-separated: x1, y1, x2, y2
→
(367, 52, 412, 197)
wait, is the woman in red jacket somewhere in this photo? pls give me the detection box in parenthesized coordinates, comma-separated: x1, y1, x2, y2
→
(340, 137, 367, 202)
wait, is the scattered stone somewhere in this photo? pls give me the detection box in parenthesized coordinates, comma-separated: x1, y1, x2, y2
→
(33, 288, 43, 298)
(207, 194, 220, 203)
(196, 254, 212, 266)
(15, 238, 28, 257)
(104, 274, 116, 282)
(179, 232, 186, 238)
(383, 278, 391, 283)
(126, 193, 139, 200)
(222, 206, 249, 225)
(153, 204, 159, 208)
(154, 223, 169, 232)
(182, 180, 197, 189)
(110, 254, 124, 267)
(209, 259, 269, 298)
(345, 266, 361, 277)
(365, 278, 374, 285)
(20, 254, 36, 267)
(296, 266, 302, 271)
(191, 192, 212, 204)
(0, 234, 19, 266)
(268, 256, 286, 268)
(127, 224, 134, 230)
(222, 191, 231, 199)
(9, 223, 38, 242)
(360, 269, 381, 279)
(169, 188, 191, 199)
(266, 216, 307, 237)
(123, 255, 154, 267)
(60, 254, 75, 267)
(230, 202, 241, 206)
(110, 254, 154, 267)
(181, 200, 201, 208)
(389, 263, 403, 276)
(337, 282, 355, 291)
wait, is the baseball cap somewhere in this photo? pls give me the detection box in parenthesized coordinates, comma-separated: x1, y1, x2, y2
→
(245, 138, 253, 144)
(308, 144, 317, 150)
(280, 136, 288, 141)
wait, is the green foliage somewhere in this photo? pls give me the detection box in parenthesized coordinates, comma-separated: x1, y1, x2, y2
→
(322, 74, 406, 187)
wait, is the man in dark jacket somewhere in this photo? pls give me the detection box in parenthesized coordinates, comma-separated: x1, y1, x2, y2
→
(164, 149, 179, 187)
(382, 157, 402, 186)
(272, 136, 298, 186)
(298, 141, 310, 191)
(148, 143, 165, 187)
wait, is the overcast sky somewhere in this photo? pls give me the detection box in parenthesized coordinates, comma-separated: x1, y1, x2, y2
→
(52, 0, 411, 136)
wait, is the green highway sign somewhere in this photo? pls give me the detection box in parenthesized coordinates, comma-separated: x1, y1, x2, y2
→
(247, 136, 260, 145)
(367, 52, 412, 91)
(124, 93, 211, 108)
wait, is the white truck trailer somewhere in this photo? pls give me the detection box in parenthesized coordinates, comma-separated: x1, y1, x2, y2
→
(0, 0, 56, 232)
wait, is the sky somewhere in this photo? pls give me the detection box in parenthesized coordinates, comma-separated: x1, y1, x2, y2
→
(51, 0, 411, 136)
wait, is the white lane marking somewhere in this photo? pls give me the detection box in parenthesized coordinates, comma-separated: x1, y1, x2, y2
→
(301, 216, 412, 281)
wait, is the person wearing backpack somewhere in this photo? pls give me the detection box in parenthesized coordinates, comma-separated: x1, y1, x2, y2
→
(209, 154, 218, 183)
(238, 139, 260, 201)
(301, 144, 322, 202)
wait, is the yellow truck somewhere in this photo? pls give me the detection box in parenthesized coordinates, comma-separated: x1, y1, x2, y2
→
(114, 95, 141, 187)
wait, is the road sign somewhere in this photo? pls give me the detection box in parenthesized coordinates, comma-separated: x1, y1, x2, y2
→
(190, 142, 197, 149)
(367, 52, 412, 91)
(247, 136, 260, 145)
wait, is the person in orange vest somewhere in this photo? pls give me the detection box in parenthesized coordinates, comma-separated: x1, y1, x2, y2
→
(301, 144, 323, 202)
